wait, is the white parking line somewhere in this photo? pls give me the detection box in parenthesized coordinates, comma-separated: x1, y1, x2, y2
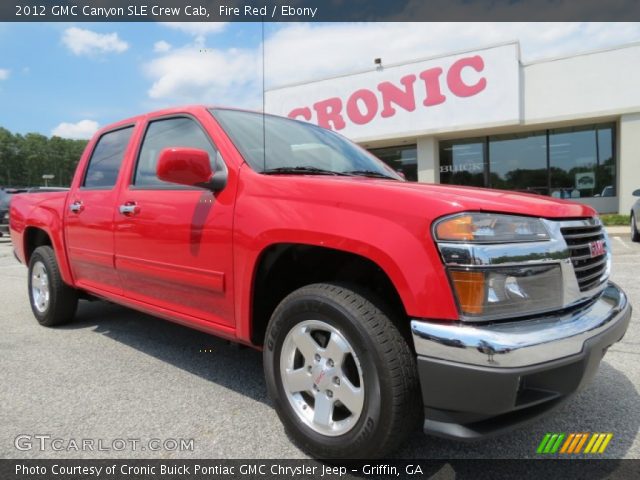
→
(613, 236, 632, 250)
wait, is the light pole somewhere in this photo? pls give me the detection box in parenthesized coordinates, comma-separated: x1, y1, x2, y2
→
(42, 174, 54, 187)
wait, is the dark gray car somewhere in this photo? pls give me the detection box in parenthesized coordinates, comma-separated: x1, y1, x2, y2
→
(632, 189, 640, 242)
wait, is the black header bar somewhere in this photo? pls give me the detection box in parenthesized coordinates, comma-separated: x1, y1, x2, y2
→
(5, 0, 640, 22)
(2, 459, 640, 480)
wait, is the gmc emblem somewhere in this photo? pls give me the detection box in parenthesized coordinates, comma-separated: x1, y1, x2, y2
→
(589, 239, 606, 258)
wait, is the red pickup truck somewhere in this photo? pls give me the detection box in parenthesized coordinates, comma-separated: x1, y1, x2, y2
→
(9, 106, 632, 458)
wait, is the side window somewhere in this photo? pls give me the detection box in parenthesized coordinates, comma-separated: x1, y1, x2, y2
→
(83, 126, 134, 188)
(134, 117, 218, 187)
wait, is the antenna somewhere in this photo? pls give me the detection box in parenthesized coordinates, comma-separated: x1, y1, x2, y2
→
(261, 19, 266, 173)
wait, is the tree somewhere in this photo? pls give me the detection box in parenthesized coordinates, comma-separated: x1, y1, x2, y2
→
(0, 127, 88, 187)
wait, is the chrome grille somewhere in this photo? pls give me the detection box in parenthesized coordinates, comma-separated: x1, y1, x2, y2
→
(561, 223, 607, 292)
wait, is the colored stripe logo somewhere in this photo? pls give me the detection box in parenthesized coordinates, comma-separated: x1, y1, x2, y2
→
(537, 433, 613, 454)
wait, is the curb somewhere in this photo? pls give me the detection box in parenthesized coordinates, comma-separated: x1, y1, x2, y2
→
(605, 226, 630, 236)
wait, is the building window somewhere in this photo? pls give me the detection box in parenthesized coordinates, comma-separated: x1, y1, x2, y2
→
(439, 122, 616, 199)
(439, 138, 486, 187)
(549, 124, 615, 199)
(368, 145, 418, 181)
(489, 131, 548, 195)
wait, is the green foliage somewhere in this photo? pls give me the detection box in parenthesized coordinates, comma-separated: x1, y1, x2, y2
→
(0, 127, 88, 187)
(600, 214, 630, 226)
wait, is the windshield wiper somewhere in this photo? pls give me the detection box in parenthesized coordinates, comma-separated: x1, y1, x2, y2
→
(343, 170, 396, 179)
(263, 166, 352, 176)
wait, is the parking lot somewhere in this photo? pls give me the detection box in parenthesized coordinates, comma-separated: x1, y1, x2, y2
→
(0, 231, 639, 459)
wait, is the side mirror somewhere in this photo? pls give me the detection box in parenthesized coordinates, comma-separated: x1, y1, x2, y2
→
(157, 147, 219, 190)
(633, 189, 640, 197)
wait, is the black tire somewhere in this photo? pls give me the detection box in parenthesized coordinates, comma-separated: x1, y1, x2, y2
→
(28, 245, 78, 326)
(632, 212, 640, 242)
(264, 283, 421, 459)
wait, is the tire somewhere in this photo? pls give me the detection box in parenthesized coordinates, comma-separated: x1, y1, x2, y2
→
(632, 213, 640, 242)
(28, 245, 78, 326)
(264, 283, 421, 458)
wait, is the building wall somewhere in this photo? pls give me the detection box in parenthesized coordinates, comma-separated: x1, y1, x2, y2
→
(416, 137, 438, 183)
(412, 43, 640, 214)
(523, 44, 640, 125)
(619, 113, 640, 215)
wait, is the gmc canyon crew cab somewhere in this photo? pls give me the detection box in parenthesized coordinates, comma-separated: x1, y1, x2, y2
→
(9, 106, 632, 458)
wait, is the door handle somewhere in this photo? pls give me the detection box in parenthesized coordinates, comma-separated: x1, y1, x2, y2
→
(119, 202, 140, 216)
(69, 201, 84, 213)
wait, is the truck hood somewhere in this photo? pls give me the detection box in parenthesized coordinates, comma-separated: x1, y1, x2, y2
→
(371, 180, 597, 219)
(256, 174, 597, 221)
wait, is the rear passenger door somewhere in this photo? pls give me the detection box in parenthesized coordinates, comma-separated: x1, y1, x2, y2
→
(65, 126, 134, 295)
(113, 115, 235, 327)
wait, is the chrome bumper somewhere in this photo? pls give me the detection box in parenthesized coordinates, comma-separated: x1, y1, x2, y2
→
(411, 282, 631, 368)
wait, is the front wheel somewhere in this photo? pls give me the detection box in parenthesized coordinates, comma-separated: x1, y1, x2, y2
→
(264, 283, 421, 458)
(28, 246, 78, 326)
(632, 213, 640, 242)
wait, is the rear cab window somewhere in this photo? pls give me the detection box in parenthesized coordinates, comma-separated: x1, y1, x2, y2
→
(83, 126, 134, 189)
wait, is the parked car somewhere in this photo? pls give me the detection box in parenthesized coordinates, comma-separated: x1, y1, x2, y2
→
(0, 187, 28, 237)
(601, 185, 614, 197)
(9, 106, 632, 458)
(631, 189, 640, 242)
(26, 187, 70, 193)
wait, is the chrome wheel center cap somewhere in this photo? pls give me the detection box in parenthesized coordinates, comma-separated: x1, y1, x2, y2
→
(312, 361, 334, 389)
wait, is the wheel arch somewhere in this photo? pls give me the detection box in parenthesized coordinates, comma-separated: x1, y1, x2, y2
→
(23, 226, 74, 286)
(24, 227, 52, 263)
(249, 242, 410, 347)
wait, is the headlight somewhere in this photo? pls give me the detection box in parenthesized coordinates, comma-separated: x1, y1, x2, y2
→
(448, 265, 563, 319)
(434, 213, 550, 243)
(435, 213, 562, 321)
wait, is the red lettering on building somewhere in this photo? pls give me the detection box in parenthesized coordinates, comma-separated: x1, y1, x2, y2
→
(287, 54, 488, 130)
(447, 55, 487, 97)
(346, 89, 379, 125)
(419, 68, 446, 107)
(377, 75, 417, 118)
(312, 97, 346, 130)
(288, 107, 312, 121)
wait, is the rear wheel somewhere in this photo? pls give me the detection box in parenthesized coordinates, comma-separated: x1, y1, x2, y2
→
(28, 246, 78, 326)
(632, 213, 640, 242)
(264, 283, 421, 458)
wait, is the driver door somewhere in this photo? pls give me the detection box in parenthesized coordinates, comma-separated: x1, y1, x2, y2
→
(113, 115, 235, 327)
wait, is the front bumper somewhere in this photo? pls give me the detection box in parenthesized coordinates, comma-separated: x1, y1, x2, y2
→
(411, 281, 631, 439)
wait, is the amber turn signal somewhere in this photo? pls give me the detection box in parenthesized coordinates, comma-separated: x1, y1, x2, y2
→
(435, 215, 475, 241)
(449, 270, 485, 315)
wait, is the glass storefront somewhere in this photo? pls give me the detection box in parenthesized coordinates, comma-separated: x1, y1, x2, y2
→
(439, 138, 485, 187)
(439, 123, 616, 199)
(489, 131, 547, 194)
(369, 145, 418, 181)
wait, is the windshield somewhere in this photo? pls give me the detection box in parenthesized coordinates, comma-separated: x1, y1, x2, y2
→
(210, 109, 401, 180)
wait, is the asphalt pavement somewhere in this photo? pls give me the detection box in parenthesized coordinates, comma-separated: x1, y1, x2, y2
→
(0, 231, 638, 459)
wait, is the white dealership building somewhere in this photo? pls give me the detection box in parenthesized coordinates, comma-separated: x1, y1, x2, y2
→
(265, 41, 640, 214)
